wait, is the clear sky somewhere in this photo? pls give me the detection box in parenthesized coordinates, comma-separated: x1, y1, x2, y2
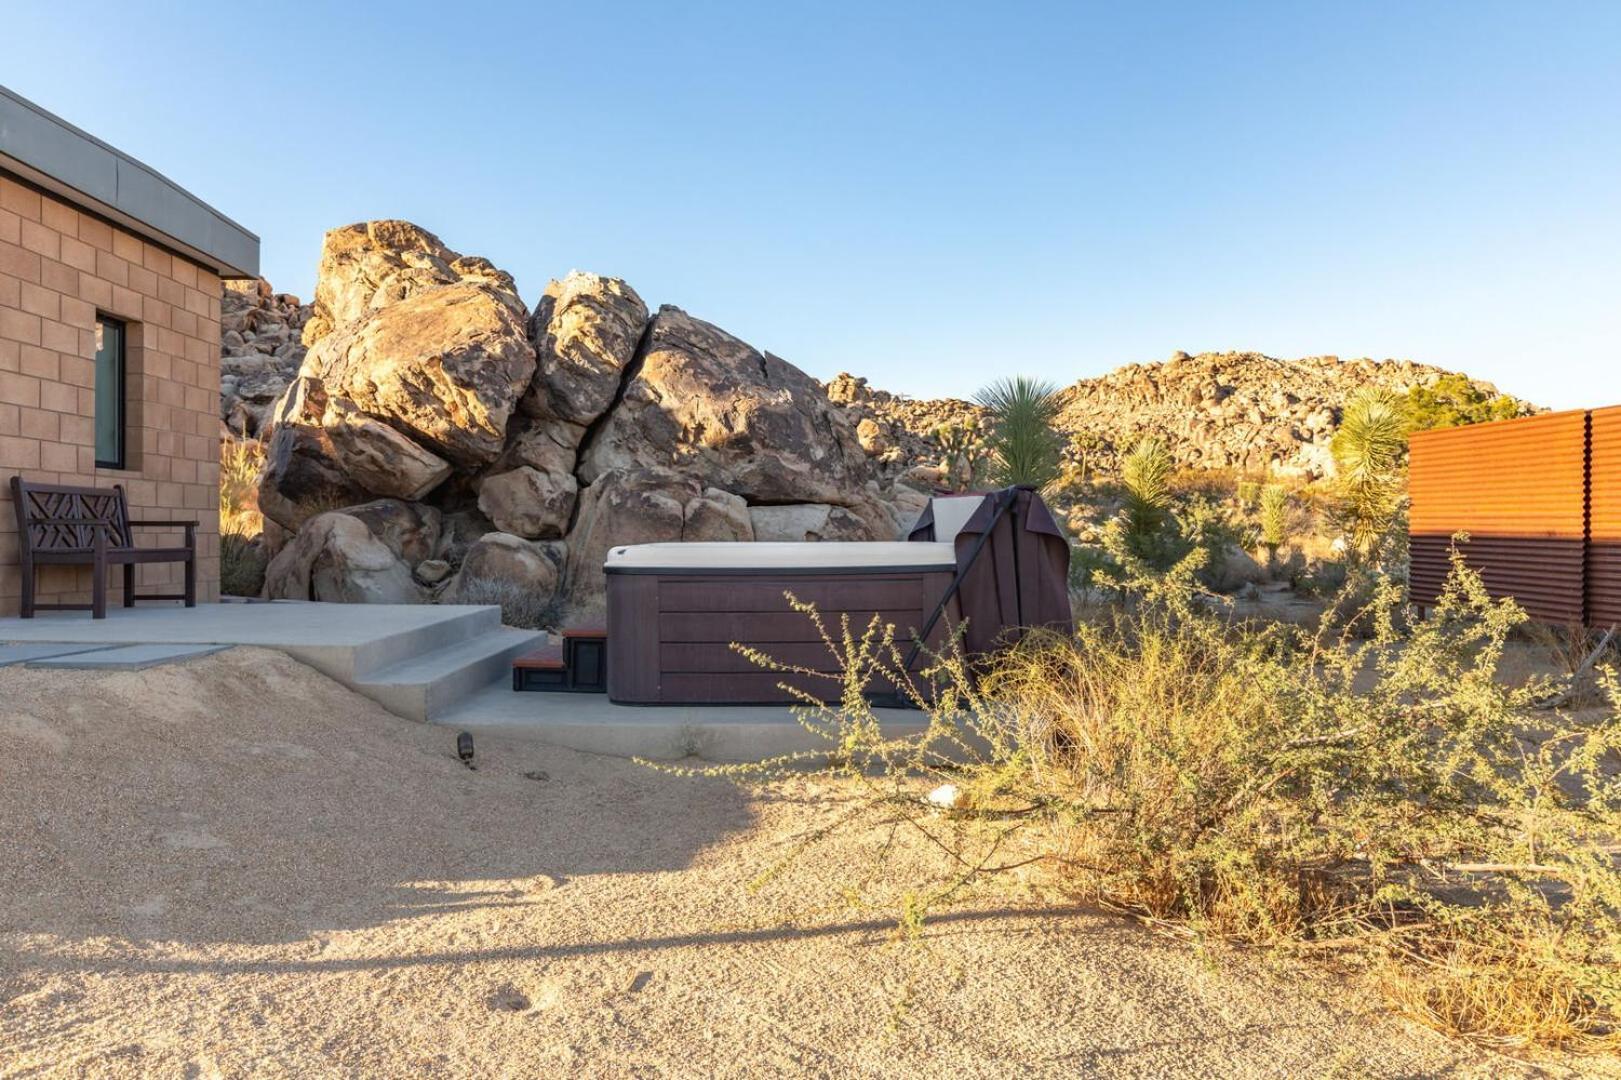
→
(3, 2, 1617, 408)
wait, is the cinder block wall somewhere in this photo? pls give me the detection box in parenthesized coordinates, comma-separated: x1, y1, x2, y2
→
(0, 171, 220, 615)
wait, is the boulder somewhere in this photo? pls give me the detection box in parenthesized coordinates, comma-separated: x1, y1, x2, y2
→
(333, 499, 443, 566)
(855, 417, 887, 454)
(257, 377, 366, 531)
(301, 220, 521, 344)
(748, 504, 876, 543)
(299, 282, 536, 467)
(476, 466, 577, 540)
(576, 306, 877, 508)
(322, 397, 454, 501)
(479, 413, 582, 484)
(258, 378, 453, 529)
(261, 510, 424, 604)
(562, 468, 702, 612)
(444, 533, 565, 627)
(521, 272, 649, 426)
(683, 487, 753, 543)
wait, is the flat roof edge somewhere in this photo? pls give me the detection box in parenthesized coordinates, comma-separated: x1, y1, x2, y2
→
(0, 85, 259, 279)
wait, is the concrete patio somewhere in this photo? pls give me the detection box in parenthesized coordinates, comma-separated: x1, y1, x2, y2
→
(0, 601, 926, 760)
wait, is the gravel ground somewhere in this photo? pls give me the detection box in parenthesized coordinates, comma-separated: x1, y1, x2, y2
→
(0, 647, 1608, 1078)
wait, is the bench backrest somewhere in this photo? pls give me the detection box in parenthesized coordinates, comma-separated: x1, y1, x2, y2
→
(9, 477, 131, 553)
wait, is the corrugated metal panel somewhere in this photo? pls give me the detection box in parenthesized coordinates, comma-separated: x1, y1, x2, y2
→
(1408, 410, 1589, 623)
(1589, 407, 1621, 627)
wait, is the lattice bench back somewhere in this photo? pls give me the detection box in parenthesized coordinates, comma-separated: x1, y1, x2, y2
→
(11, 478, 132, 553)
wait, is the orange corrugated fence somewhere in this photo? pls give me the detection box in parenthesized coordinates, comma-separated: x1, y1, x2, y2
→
(1408, 406, 1621, 627)
(1409, 411, 1587, 624)
(1589, 407, 1621, 627)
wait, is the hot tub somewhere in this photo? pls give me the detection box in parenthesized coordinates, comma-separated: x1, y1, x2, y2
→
(602, 487, 1073, 706)
(604, 541, 961, 704)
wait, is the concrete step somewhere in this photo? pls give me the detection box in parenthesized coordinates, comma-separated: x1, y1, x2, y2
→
(352, 627, 548, 722)
(344, 605, 504, 682)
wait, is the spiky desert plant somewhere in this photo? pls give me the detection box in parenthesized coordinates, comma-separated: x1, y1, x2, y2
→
(1258, 483, 1290, 555)
(1121, 436, 1174, 538)
(1331, 388, 1409, 559)
(974, 376, 1064, 490)
(932, 418, 985, 493)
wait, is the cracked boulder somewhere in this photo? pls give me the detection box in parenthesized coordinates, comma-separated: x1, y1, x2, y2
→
(522, 271, 649, 427)
(299, 282, 535, 468)
(576, 306, 879, 509)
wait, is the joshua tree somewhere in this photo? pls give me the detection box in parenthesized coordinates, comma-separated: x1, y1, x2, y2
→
(932, 418, 984, 492)
(1330, 388, 1409, 559)
(973, 376, 1064, 490)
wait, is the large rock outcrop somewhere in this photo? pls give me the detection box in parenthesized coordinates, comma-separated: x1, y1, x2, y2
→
(247, 221, 921, 623)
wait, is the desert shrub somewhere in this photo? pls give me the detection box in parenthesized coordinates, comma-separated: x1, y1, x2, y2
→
(1405, 373, 1525, 432)
(660, 554, 1621, 1052)
(219, 533, 268, 597)
(1235, 479, 1261, 510)
(973, 376, 1064, 490)
(450, 577, 565, 631)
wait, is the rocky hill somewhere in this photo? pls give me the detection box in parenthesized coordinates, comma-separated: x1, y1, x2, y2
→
(828, 352, 1527, 484)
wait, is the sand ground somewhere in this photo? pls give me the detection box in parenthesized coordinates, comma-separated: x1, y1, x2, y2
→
(0, 647, 1610, 1078)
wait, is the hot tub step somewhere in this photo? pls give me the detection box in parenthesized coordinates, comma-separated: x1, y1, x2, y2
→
(511, 632, 608, 694)
(562, 626, 608, 693)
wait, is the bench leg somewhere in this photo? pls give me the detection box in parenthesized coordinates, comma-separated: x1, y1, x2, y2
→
(123, 564, 136, 608)
(184, 556, 196, 608)
(92, 560, 107, 620)
(19, 559, 33, 619)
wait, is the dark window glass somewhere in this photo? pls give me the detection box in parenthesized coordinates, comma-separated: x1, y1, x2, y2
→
(94, 316, 125, 469)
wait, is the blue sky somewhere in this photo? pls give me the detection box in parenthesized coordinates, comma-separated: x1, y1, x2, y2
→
(3, 2, 1617, 407)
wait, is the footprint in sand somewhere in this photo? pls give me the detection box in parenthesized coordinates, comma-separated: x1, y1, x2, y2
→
(487, 983, 532, 1012)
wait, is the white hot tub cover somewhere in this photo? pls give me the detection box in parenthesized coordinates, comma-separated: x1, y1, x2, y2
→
(604, 541, 956, 573)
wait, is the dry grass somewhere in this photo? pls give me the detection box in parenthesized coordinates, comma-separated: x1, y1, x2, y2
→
(219, 437, 268, 596)
(683, 556, 1621, 1057)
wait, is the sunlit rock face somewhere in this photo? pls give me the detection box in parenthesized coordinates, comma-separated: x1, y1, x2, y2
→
(246, 221, 922, 617)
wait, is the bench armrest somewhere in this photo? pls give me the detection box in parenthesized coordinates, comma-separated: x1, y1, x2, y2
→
(128, 519, 199, 528)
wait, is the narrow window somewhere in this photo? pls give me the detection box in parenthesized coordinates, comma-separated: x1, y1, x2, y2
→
(94, 316, 125, 469)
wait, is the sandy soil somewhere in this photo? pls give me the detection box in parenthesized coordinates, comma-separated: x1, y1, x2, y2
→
(0, 647, 1609, 1078)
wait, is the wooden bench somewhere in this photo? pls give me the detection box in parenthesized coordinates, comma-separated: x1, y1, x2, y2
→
(10, 477, 197, 619)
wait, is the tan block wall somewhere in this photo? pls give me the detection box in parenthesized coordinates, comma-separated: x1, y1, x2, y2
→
(0, 172, 221, 614)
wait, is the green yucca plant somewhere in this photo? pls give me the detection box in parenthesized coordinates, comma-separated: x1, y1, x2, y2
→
(973, 376, 1064, 490)
(1330, 388, 1409, 559)
(1258, 483, 1290, 554)
(1121, 436, 1174, 536)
